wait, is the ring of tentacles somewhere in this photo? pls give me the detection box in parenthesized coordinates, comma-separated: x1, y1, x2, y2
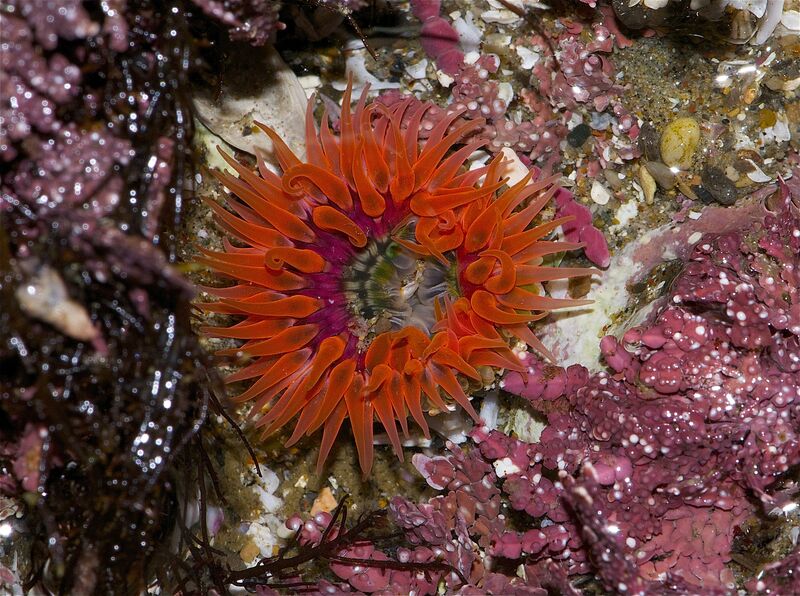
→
(199, 82, 594, 475)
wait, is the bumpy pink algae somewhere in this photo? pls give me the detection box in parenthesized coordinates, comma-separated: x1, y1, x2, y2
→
(281, 175, 800, 593)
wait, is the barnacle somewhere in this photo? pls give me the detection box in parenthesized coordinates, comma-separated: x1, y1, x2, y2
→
(200, 82, 594, 475)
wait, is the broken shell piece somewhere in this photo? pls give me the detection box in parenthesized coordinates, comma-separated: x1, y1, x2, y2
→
(638, 164, 657, 203)
(743, 159, 772, 182)
(310, 487, 338, 515)
(193, 44, 308, 162)
(16, 264, 99, 342)
(591, 180, 612, 205)
(499, 147, 531, 186)
(753, 0, 785, 44)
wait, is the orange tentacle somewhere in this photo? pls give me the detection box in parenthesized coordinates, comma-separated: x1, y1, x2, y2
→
(419, 367, 451, 414)
(481, 249, 517, 295)
(203, 196, 297, 248)
(401, 372, 430, 438)
(285, 386, 327, 446)
(508, 323, 556, 362)
(496, 288, 593, 312)
(403, 103, 429, 162)
(254, 122, 302, 171)
(431, 347, 481, 381)
(318, 108, 341, 175)
(308, 359, 357, 436)
(515, 266, 599, 284)
(265, 247, 327, 273)
(221, 324, 319, 357)
(197, 254, 306, 291)
(260, 336, 347, 432)
(471, 290, 540, 324)
(516, 240, 585, 262)
(431, 366, 479, 421)
(312, 206, 367, 247)
(468, 350, 526, 372)
(389, 372, 410, 438)
(501, 216, 575, 256)
(372, 389, 403, 459)
(316, 401, 348, 474)
(464, 257, 495, 286)
(464, 205, 500, 252)
(427, 140, 486, 192)
(222, 295, 322, 318)
(200, 318, 292, 340)
(283, 163, 353, 211)
(353, 147, 387, 217)
(231, 349, 311, 402)
(458, 335, 509, 356)
(344, 375, 374, 477)
(305, 94, 331, 171)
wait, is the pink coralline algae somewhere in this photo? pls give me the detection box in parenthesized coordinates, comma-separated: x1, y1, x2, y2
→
(192, 0, 284, 45)
(286, 180, 800, 594)
(407, 0, 639, 174)
(533, 25, 622, 112)
(411, 0, 463, 74)
(284, 509, 448, 594)
(749, 547, 800, 594)
(407, 0, 571, 161)
(0, 3, 83, 160)
(496, 179, 800, 590)
(555, 186, 611, 268)
(450, 56, 548, 156)
(1, 1, 193, 287)
(380, 54, 547, 158)
(522, 21, 639, 167)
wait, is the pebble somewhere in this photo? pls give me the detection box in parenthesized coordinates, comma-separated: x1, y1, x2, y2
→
(700, 166, 739, 205)
(693, 184, 716, 205)
(239, 540, 261, 564)
(758, 109, 777, 129)
(604, 169, 624, 190)
(644, 160, 677, 190)
(660, 117, 700, 169)
(638, 121, 661, 162)
(638, 165, 657, 203)
(567, 123, 592, 148)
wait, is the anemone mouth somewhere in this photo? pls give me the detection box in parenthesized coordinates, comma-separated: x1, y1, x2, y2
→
(342, 235, 457, 341)
(198, 80, 597, 477)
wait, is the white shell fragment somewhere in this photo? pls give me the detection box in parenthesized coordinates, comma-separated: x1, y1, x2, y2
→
(334, 40, 401, 93)
(781, 10, 800, 30)
(499, 147, 531, 186)
(753, 0, 785, 43)
(591, 180, 613, 205)
(16, 264, 98, 342)
(515, 46, 540, 69)
(744, 159, 772, 182)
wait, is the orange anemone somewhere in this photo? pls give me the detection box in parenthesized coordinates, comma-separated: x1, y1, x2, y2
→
(199, 82, 595, 475)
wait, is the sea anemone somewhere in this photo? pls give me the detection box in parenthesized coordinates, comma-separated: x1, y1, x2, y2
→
(199, 82, 594, 475)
